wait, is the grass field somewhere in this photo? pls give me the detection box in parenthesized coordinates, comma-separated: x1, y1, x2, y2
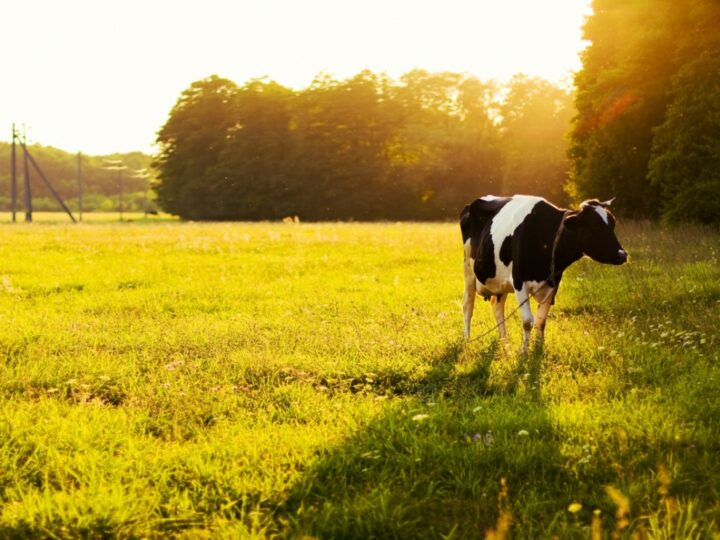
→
(0, 218, 719, 538)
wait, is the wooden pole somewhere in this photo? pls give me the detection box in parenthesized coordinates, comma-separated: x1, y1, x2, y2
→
(11, 124, 17, 222)
(21, 142, 76, 223)
(22, 127, 32, 222)
(119, 168, 123, 221)
(77, 152, 83, 222)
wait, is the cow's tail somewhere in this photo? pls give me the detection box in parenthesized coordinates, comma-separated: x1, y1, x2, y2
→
(460, 204, 473, 243)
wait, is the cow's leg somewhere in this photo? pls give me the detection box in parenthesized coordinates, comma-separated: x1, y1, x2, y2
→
(491, 294, 508, 340)
(533, 290, 555, 347)
(462, 241, 476, 339)
(514, 284, 534, 353)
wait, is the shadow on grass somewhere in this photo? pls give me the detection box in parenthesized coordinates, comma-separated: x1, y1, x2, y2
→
(275, 339, 576, 539)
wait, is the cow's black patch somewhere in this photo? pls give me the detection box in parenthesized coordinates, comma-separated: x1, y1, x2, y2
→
(475, 228, 496, 284)
(499, 235, 513, 266)
(460, 197, 511, 285)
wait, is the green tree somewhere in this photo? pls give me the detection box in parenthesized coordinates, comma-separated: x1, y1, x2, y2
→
(151, 70, 571, 221)
(499, 75, 574, 204)
(390, 70, 502, 219)
(154, 75, 240, 219)
(210, 79, 295, 220)
(569, 0, 684, 217)
(289, 71, 401, 220)
(648, 0, 720, 224)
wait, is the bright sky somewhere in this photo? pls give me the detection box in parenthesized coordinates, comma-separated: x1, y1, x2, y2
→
(1, 0, 592, 155)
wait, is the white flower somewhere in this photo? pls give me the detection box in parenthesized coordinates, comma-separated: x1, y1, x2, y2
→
(412, 414, 430, 422)
(517, 430, 530, 437)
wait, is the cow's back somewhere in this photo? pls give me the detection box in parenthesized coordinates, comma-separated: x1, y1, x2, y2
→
(488, 196, 544, 250)
(460, 195, 512, 250)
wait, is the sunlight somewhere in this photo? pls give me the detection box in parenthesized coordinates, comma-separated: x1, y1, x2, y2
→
(2, 0, 592, 154)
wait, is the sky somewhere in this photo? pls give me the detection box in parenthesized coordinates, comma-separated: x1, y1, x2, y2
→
(2, 0, 592, 156)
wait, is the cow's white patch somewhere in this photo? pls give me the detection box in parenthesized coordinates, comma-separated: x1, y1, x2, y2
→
(583, 202, 609, 224)
(486, 196, 543, 291)
(490, 196, 543, 254)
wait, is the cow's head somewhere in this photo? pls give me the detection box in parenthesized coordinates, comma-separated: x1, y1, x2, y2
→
(564, 198, 628, 265)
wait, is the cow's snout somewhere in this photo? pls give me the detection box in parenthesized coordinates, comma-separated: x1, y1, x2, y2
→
(615, 249, 628, 265)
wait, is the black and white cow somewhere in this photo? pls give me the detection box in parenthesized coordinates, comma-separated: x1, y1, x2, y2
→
(460, 195, 627, 352)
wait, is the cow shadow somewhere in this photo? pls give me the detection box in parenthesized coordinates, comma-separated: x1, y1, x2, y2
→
(276, 338, 573, 538)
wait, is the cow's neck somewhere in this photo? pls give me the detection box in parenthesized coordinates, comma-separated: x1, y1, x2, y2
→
(552, 221, 583, 279)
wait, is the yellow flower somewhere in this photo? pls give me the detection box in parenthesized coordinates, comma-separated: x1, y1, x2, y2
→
(568, 502, 583, 514)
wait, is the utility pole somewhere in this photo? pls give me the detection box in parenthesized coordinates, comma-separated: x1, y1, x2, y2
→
(119, 167, 123, 221)
(77, 152, 83, 222)
(22, 125, 32, 222)
(103, 159, 126, 221)
(10, 123, 77, 223)
(131, 168, 151, 217)
(11, 124, 17, 222)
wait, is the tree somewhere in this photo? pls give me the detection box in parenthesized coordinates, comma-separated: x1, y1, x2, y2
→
(648, 0, 720, 224)
(288, 71, 401, 220)
(390, 70, 503, 219)
(569, 0, 684, 217)
(210, 79, 295, 220)
(154, 76, 240, 219)
(499, 75, 574, 204)
(151, 70, 569, 221)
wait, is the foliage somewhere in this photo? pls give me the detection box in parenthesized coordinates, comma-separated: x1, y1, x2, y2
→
(153, 76, 241, 220)
(648, 0, 720, 224)
(154, 72, 574, 220)
(0, 220, 719, 537)
(569, 0, 720, 222)
(0, 143, 154, 213)
(500, 75, 574, 203)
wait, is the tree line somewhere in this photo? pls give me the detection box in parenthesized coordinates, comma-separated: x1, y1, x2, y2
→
(0, 143, 154, 213)
(570, 0, 720, 223)
(155, 0, 720, 224)
(154, 71, 574, 221)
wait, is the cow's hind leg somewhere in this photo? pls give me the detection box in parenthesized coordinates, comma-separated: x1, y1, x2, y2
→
(514, 284, 534, 354)
(462, 242, 477, 339)
(491, 294, 508, 340)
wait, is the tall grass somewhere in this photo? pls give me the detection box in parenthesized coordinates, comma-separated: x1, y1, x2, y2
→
(0, 219, 718, 538)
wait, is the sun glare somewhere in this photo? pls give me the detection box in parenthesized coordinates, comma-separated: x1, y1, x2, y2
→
(1, 0, 591, 154)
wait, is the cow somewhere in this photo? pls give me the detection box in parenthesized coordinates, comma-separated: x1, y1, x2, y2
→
(460, 195, 628, 352)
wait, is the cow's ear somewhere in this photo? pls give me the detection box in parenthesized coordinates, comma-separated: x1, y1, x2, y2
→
(563, 213, 581, 230)
(599, 197, 616, 208)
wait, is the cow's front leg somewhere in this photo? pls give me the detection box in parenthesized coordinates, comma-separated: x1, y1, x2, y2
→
(491, 294, 508, 340)
(534, 297, 553, 348)
(514, 284, 534, 353)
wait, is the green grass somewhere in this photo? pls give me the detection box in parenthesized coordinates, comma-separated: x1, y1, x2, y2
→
(0, 218, 718, 538)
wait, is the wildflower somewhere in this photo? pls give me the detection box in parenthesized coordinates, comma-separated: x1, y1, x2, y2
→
(568, 502, 582, 514)
(517, 429, 529, 437)
(483, 431, 495, 447)
(412, 413, 429, 422)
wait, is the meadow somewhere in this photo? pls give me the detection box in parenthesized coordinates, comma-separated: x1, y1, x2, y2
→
(0, 217, 719, 538)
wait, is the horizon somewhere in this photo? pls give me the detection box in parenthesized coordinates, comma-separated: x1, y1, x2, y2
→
(1, 0, 591, 156)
